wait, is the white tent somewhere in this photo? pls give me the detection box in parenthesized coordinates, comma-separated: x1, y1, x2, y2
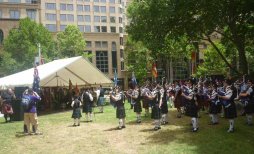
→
(0, 56, 113, 89)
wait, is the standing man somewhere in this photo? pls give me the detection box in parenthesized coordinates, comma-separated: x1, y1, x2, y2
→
(22, 88, 41, 135)
(98, 85, 105, 113)
(82, 89, 94, 122)
(1, 88, 15, 123)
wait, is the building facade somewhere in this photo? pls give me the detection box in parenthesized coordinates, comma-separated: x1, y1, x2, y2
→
(0, 0, 128, 88)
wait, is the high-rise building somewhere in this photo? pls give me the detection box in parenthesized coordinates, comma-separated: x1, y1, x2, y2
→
(0, 0, 128, 88)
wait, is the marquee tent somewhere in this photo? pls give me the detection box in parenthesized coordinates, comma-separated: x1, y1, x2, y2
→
(0, 56, 113, 89)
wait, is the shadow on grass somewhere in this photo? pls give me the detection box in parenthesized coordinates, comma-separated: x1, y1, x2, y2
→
(104, 127, 122, 131)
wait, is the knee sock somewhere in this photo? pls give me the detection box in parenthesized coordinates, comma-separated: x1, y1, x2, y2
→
(89, 113, 93, 121)
(78, 118, 80, 125)
(214, 114, 218, 123)
(229, 119, 234, 130)
(119, 119, 123, 127)
(247, 115, 253, 124)
(191, 117, 197, 129)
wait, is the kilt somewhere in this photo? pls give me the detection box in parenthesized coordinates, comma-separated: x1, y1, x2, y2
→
(244, 102, 254, 114)
(116, 106, 126, 119)
(185, 102, 198, 118)
(72, 108, 82, 119)
(174, 96, 184, 109)
(151, 104, 161, 119)
(161, 101, 168, 114)
(142, 99, 149, 109)
(2, 104, 14, 115)
(83, 103, 92, 113)
(134, 101, 142, 113)
(209, 101, 222, 114)
(224, 102, 237, 119)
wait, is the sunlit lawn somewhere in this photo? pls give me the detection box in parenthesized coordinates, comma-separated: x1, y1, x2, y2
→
(0, 102, 254, 154)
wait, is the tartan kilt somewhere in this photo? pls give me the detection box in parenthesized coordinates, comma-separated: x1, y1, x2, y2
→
(83, 103, 92, 113)
(116, 106, 126, 119)
(134, 101, 142, 113)
(244, 102, 254, 114)
(72, 108, 82, 119)
(185, 102, 198, 118)
(161, 101, 168, 114)
(142, 99, 149, 109)
(224, 102, 237, 119)
(209, 102, 222, 114)
(151, 104, 161, 119)
(2, 104, 14, 115)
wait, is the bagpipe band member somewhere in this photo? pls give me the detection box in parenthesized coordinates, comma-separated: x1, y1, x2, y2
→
(160, 87, 169, 125)
(110, 87, 126, 129)
(81, 89, 94, 122)
(218, 79, 237, 133)
(239, 80, 254, 126)
(141, 87, 150, 117)
(131, 86, 142, 123)
(147, 86, 162, 131)
(208, 84, 221, 125)
(173, 84, 183, 118)
(71, 96, 82, 126)
(182, 87, 199, 132)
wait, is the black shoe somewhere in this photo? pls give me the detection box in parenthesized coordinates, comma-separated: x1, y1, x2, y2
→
(122, 126, 126, 128)
(192, 128, 198, 132)
(227, 129, 234, 133)
(154, 127, 159, 131)
(77, 124, 80, 126)
(73, 124, 76, 127)
(158, 126, 161, 129)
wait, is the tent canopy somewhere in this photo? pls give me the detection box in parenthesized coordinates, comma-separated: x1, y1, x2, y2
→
(0, 56, 113, 89)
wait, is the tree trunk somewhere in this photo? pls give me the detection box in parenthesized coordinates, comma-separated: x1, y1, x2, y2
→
(235, 39, 248, 75)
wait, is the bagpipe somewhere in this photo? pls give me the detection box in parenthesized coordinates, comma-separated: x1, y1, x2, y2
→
(217, 88, 231, 107)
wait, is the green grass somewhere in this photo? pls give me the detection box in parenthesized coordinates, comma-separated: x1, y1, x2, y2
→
(0, 102, 254, 154)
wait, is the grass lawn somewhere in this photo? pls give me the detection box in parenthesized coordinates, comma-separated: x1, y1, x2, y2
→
(0, 103, 254, 154)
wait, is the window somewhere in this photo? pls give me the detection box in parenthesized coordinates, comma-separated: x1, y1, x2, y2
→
(119, 7, 123, 13)
(46, 13, 56, 21)
(60, 3, 66, 10)
(110, 16, 115, 23)
(10, 10, 20, 19)
(94, 0, 99, 2)
(60, 14, 67, 21)
(60, 25, 67, 31)
(46, 3, 56, 10)
(94, 26, 100, 32)
(96, 51, 108, 73)
(94, 5, 99, 12)
(120, 49, 124, 70)
(77, 15, 84, 22)
(119, 27, 123, 33)
(109, 0, 115, 4)
(101, 16, 107, 22)
(84, 5, 90, 12)
(112, 42, 116, 51)
(109, 7, 115, 13)
(26, 9, 36, 20)
(120, 37, 123, 45)
(67, 14, 74, 21)
(78, 25, 84, 32)
(95, 41, 101, 48)
(8, 0, 21, 3)
(0, 29, 3, 45)
(85, 25, 91, 32)
(77, 5, 83, 11)
(110, 26, 116, 33)
(46, 24, 56, 32)
(112, 51, 117, 71)
(101, 26, 107, 32)
(67, 4, 73, 11)
(84, 0, 90, 1)
(119, 17, 122, 23)
(86, 41, 92, 48)
(100, 6, 106, 13)
(85, 15, 91, 22)
(94, 16, 100, 22)
(102, 41, 108, 48)
(100, 0, 106, 2)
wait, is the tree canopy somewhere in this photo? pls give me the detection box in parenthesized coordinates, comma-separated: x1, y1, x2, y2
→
(127, 0, 254, 75)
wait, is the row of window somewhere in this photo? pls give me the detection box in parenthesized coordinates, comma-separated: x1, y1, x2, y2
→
(0, 0, 39, 3)
(0, 9, 36, 20)
(46, 3, 122, 14)
(77, 0, 117, 3)
(86, 41, 116, 49)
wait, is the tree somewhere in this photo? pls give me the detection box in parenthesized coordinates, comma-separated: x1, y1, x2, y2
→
(56, 25, 86, 58)
(196, 42, 228, 77)
(2, 18, 55, 75)
(127, 0, 254, 75)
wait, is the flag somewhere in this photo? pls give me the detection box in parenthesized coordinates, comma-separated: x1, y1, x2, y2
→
(32, 65, 40, 94)
(69, 79, 73, 92)
(151, 62, 158, 78)
(132, 71, 137, 87)
(114, 69, 118, 87)
(75, 83, 80, 96)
